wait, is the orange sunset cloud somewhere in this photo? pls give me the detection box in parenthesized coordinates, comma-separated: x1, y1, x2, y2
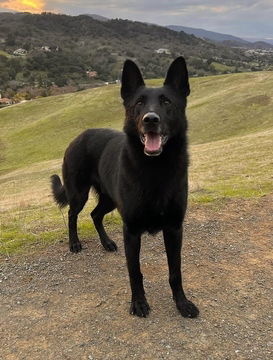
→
(1, 0, 46, 13)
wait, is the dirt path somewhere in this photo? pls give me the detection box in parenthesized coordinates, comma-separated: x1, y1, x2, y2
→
(1, 196, 273, 360)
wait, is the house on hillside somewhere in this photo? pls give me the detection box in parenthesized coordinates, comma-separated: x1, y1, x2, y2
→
(41, 46, 60, 52)
(41, 46, 51, 52)
(0, 98, 12, 106)
(155, 48, 171, 54)
(13, 48, 27, 56)
(86, 70, 97, 78)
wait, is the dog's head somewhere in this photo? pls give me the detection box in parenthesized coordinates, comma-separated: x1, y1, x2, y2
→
(121, 57, 190, 156)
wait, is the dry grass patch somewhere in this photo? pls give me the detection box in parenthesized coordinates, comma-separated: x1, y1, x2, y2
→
(189, 128, 273, 201)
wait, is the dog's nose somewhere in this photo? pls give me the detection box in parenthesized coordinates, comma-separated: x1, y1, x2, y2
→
(143, 112, 160, 124)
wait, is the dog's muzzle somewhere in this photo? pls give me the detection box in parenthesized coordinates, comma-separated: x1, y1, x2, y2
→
(140, 112, 167, 156)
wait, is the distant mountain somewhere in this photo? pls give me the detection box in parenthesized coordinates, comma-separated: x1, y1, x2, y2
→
(167, 25, 273, 49)
(167, 25, 248, 44)
(243, 37, 273, 46)
(249, 41, 273, 49)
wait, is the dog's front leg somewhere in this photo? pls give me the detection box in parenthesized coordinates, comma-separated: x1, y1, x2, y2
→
(163, 226, 199, 318)
(123, 225, 150, 317)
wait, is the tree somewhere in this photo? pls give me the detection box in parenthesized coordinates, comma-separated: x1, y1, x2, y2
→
(6, 33, 16, 46)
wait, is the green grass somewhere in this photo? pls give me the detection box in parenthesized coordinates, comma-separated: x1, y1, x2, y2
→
(0, 195, 120, 255)
(0, 50, 10, 57)
(0, 86, 123, 173)
(1, 71, 273, 255)
(211, 62, 236, 72)
(189, 128, 273, 201)
(1, 72, 273, 174)
(188, 72, 273, 144)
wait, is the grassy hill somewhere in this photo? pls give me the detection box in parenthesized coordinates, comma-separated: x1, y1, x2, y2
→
(0, 71, 273, 254)
(0, 86, 122, 173)
(1, 71, 273, 172)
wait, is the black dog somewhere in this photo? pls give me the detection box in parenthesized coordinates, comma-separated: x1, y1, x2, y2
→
(51, 57, 199, 318)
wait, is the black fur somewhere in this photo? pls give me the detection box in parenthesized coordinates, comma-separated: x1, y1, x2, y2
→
(51, 57, 199, 318)
(50, 174, 68, 208)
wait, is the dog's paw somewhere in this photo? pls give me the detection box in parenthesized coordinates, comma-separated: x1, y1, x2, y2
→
(130, 298, 150, 318)
(102, 239, 118, 252)
(176, 299, 199, 318)
(69, 241, 82, 253)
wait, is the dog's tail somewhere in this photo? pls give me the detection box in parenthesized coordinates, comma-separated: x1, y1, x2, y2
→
(50, 174, 68, 208)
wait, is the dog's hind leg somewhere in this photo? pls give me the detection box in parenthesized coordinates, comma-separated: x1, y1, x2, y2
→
(91, 194, 117, 251)
(68, 188, 89, 253)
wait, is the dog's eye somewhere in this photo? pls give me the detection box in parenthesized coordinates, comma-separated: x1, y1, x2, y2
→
(136, 100, 144, 106)
(160, 96, 171, 105)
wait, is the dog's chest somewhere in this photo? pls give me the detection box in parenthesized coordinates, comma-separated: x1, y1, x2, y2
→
(121, 183, 185, 233)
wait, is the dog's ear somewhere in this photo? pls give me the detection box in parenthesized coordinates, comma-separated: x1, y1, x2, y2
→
(121, 60, 145, 101)
(164, 56, 190, 97)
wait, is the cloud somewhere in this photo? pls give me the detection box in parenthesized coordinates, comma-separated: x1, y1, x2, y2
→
(0, 0, 46, 12)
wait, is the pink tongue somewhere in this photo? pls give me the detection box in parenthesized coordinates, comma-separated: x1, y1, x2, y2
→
(144, 133, 162, 152)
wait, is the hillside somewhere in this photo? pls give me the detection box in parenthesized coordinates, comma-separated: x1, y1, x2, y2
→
(0, 71, 273, 254)
(1, 71, 273, 172)
(0, 12, 272, 101)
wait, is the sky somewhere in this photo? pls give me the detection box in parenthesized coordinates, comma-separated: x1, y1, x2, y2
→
(0, 0, 273, 41)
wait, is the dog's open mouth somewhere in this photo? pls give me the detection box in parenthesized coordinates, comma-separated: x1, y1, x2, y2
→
(140, 132, 168, 156)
